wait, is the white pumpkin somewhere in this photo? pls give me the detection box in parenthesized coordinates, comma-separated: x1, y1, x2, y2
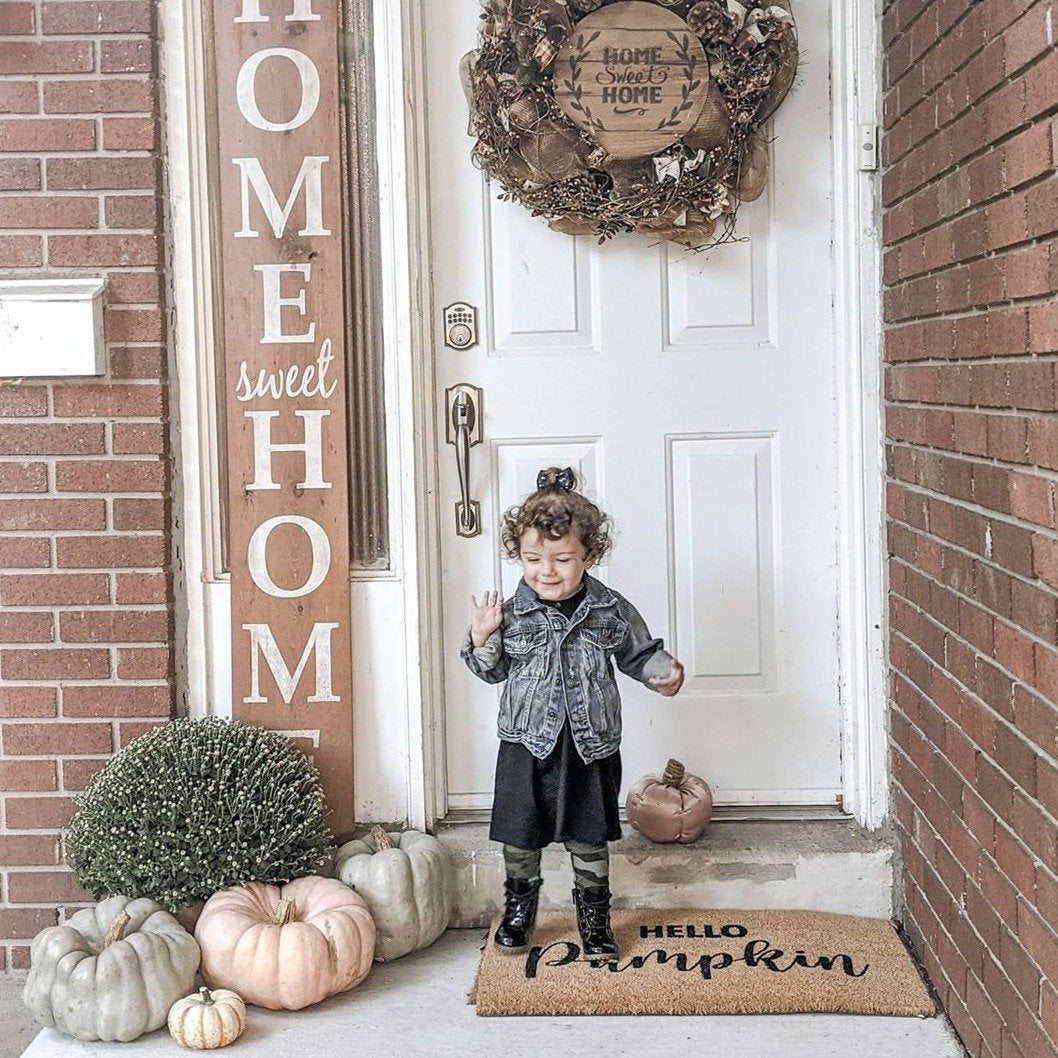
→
(336, 826, 453, 961)
(23, 895, 200, 1042)
(168, 986, 246, 1049)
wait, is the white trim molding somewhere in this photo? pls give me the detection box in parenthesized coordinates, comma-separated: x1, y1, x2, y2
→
(832, 0, 889, 829)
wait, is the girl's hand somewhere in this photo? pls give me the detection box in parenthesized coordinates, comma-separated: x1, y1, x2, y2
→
(650, 659, 685, 697)
(469, 590, 504, 648)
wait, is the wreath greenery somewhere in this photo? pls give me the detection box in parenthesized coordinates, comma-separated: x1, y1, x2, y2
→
(462, 0, 799, 248)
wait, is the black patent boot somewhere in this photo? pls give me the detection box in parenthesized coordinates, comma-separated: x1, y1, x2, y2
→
(572, 884, 619, 959)
(493, 877, 543, 953)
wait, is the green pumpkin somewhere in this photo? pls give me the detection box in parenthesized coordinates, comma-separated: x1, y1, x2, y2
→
(336, 826, 453, 961)
(23, 895, 200, 1042)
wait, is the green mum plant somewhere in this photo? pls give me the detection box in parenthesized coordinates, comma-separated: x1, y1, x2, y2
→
(67, 716, 333, 912)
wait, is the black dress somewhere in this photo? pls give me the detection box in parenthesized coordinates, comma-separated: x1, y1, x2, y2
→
(489, 580, 624, 849)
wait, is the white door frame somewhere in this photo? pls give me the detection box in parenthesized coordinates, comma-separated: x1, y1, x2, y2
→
(164, 0, 886, 832)
(375, 0, 889, 830)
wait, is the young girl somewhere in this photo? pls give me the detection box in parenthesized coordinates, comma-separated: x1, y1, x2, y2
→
(461, 466, 684, 958)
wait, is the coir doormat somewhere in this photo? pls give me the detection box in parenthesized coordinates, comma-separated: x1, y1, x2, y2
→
(471, 909, 935, 1017)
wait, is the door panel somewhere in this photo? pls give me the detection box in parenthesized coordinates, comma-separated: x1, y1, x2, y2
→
(426, 1, 842, 812)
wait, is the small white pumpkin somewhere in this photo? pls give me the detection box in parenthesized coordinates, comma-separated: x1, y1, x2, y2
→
(168, 986, 246, 1050)
(23, 895, 200, 1042)
(336, 825, 453, 962)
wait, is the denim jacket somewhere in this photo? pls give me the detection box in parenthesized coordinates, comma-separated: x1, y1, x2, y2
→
(460, 572, 675, 763)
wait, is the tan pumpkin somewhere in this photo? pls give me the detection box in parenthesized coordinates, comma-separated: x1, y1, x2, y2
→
(168, 987, 245, 1050)
(194, 876, 375, 1011)
(625, 759, 713, 843)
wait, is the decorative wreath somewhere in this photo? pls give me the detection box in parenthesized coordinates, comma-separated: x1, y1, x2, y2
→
(462, 0, 799, 248)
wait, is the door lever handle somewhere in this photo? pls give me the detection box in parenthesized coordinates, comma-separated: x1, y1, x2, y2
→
(445, 383, 483, 538)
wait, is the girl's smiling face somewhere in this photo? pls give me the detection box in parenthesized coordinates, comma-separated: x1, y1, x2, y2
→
(518, 529, 590, 601)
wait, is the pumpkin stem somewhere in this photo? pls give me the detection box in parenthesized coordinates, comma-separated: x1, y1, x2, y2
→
(662, 759, 686, 787)
(103, 910, 131, 948)
(370, 824, 393, 850)
(198, 986, 213, 1006)
(273, 898, 297, 926)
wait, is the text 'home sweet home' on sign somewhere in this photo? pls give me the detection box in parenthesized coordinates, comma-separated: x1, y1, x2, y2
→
(554, 0, 709, 160)
(213, 0, 354, 835)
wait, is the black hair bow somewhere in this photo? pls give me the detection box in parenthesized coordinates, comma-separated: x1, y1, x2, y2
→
(537, 467, 575, 492)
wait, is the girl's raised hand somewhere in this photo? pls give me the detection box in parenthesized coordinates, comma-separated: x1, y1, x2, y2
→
(469, 590, 504, 648)
(650, 658, 685, 697)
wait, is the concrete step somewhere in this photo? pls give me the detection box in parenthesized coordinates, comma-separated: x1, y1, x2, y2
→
(436, 818, 895, 927)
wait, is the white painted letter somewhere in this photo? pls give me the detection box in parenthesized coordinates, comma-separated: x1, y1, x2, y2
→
(232, 156, 330, 238)
(235, 48, 320, 133)
(245, 409, 332, 491)
(242, 622, 339, 703)
(255, 263, 315, 344)
(234, 0, 320, 22)
(247, 514, 331, 598)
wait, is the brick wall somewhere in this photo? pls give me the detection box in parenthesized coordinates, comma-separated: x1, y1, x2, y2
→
(883, 1, 1058, 1056)
(0, 0, 172, 969)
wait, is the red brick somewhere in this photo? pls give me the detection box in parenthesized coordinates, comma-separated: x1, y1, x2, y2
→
(0, 118, 95, 152)
(1, 721, 112, 755)
(0, 235, 42, 267)
(0, 386, 47, 417)
(104, 194, 158, 229)
(57, 535, 165, 569)
(41, 1, 152, 33)
(52, 383, 163, 418)
(46, 156, 157, 191)
(0, 423, 104, 456)
(6, 870, 94, 904)
(0, 198, 97, 230)
(102, 116, 156, 151)
(0, 499, 105, 532)
(0, 908, 58, 939)
(43, 78, 154, 114)
(63, 684, 171, 717)
(0, 685, 56, 717)
(109, 347, 166, 379)
(0, 462, 47, 493)
(115, 571, 166, 603)
(0, 834, 59, 866)
(0, 157, 41, 191)
(59, 609, 169, 644)
(5, 796, 76, 830)
(60, 757, 106, 791)
(0, 41, 92, 74)
(55, 459, 165, 493)
(117, 719, 165, 747)
(0, 648, 110, 681)
(0, 1, 35, 32)
(0, 81, 39, 113)
(49, 234, 158, 268)
(111, 423, 165, 457)
(0, 611, 54, 643)
(116, 646, 169, 680)
(0, 759, 57, 792)
(104, 307, 163, 343)
(99, 38, 153, 74)
(0, 573, 108, 607)
(0, 538, 50, 569)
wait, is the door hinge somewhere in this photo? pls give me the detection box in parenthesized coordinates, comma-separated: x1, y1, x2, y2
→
(858, 123, 879, 172)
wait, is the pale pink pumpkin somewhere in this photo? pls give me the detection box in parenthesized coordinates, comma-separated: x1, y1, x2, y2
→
(625, 759, 713, 844)
(194, 876, 375, 1011)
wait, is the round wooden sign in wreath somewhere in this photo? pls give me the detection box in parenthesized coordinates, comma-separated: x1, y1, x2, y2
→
(462, 0, 799, 248)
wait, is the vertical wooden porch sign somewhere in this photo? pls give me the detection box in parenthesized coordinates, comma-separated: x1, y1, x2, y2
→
(213, 0, 354, 835)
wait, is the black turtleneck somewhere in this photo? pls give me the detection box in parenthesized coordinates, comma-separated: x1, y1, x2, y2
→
(537, 578, 586, 620)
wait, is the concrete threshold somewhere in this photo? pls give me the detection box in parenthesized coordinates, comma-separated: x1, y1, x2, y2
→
(18, 929, 966, 1058)
(436, 817, 897, 926)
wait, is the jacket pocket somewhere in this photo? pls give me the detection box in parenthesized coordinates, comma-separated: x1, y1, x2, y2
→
(588, 672, 622, 738)
(504, 628, 548, 679)
(580, 621, 627, 651)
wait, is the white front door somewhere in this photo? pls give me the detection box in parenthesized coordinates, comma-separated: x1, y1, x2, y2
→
(425, 1, 844, 813)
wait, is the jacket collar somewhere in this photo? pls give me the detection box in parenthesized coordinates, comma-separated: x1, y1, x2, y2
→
(512, 570, 616, 615)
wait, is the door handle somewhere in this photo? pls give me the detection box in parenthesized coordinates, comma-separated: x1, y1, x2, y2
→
(445, 383, 483, 538)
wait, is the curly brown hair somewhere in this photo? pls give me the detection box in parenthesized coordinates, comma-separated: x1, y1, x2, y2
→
(500, 466, 614, 565)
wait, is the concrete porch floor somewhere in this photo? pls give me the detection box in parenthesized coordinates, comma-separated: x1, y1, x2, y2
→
(11, 929, 966, 1058)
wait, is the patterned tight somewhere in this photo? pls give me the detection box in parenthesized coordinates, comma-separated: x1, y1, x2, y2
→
(502, 841, 609, 889)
